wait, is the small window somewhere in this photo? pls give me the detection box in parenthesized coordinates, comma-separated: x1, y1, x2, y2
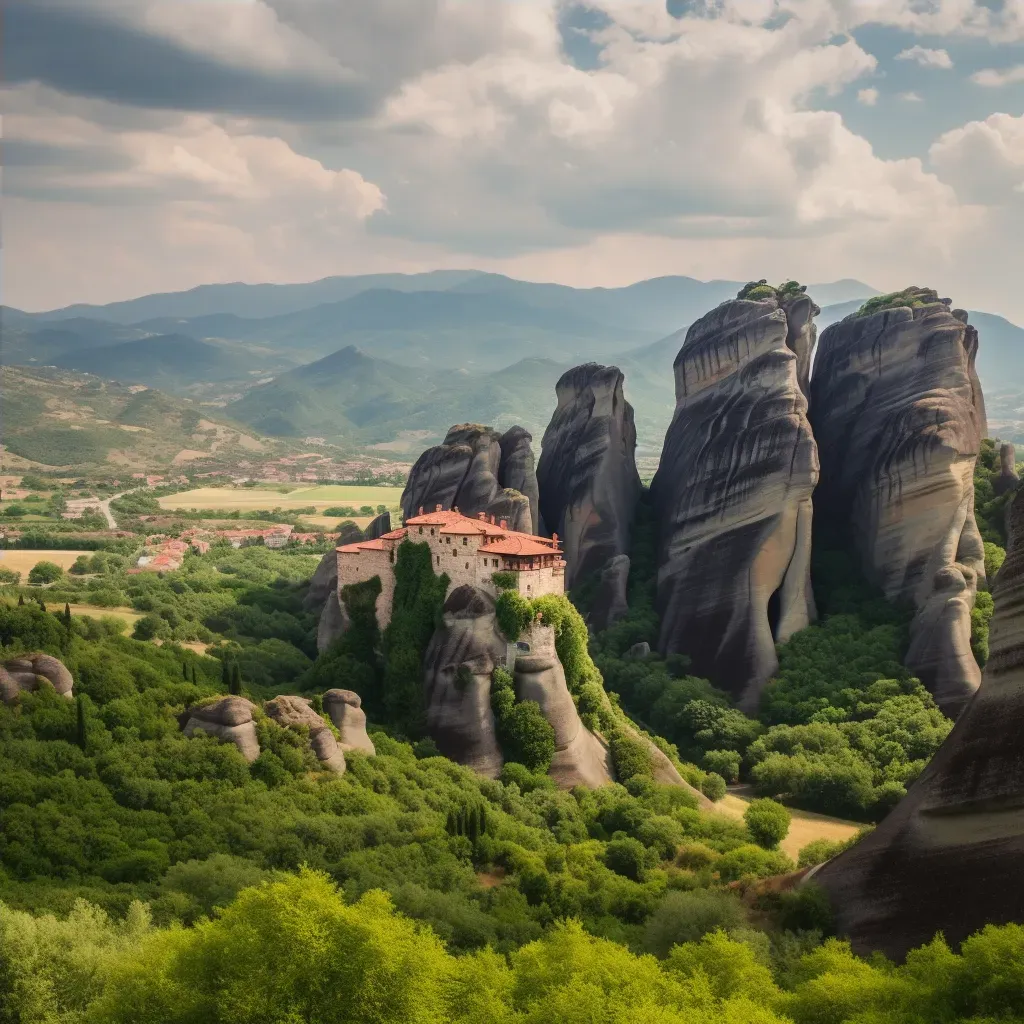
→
(446, 537, 450, 544)
(430, 528, 435, 536)
(462, 537, 467, 546)
(493, 559, 498, 568)
(465, 563, 469, 569)
(418, 527, 423, 535)
(436, 555, 440, 565)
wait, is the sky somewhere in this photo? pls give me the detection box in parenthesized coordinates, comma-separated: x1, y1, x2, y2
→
(5, 0, 1024, 320)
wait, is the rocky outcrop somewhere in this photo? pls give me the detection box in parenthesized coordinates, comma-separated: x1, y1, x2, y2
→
(304, 551, 338, 612)
(401, 424, 540, 534)
(363, 511, 392, 540)
(651, 294, 819, 710)
(265, 695, 347, 773)
(180, 696, 260, 762)
(810, 290, 986, 716)
(814, 484, 1024, 959)
(323, 689, 375, 755)
(996, 442, 1019, 496)
(0, 653, 74, 704)
(587, 554, 631, 631)
(512, 627, 613, 788)
(536, 364, 641, 591)
(316, 589, 349, 653)
(423, 585, 506, 778)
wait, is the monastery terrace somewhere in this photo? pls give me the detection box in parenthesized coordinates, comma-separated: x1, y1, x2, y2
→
(336, 506, 565, 627)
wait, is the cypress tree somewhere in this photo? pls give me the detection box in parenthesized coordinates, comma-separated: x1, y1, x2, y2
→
(183, 662, 189, 680)
(221, 658, 230, 691)
(230, 663, 242, 696)
(17, 594, 24, 607)
(64, 603, 72, 628)
(191, 663, 197, 684)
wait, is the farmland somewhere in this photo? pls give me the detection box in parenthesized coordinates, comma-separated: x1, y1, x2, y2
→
(0, 550, 94, 575)
(157, 484, 404, 513)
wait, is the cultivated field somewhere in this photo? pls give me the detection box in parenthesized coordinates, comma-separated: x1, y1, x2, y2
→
(158, 485, 404, 513)
(717, 786, 862, 860)
(66, 604, 142, 626)
(0, 550, 93, 575)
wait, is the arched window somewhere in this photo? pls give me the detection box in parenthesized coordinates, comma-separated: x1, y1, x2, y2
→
(436, 555, 440, 565)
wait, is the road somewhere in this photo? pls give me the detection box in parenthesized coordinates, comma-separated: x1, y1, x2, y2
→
(98, 491, 129, 530)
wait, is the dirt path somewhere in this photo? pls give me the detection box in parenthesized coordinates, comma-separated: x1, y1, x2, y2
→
(717, 785, 863, 860)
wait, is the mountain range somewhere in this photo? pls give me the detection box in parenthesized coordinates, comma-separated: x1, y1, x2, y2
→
(5, 272, 1024, 451)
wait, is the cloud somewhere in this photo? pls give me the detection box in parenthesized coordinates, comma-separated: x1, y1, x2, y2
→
(895, 45, 954, 69)
(972, 65, 1024, 87)
(931, 113, 1024, 204)
(900, 91, 925, 102)
(858, 87, 879, 106)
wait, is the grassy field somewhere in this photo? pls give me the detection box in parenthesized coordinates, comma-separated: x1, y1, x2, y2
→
(158, 485, 404, 513)
(66, 603, 142, 626)
(717, 786, 862, 860)
(0, 550, 94, 575)
(298, 515, 374, 530)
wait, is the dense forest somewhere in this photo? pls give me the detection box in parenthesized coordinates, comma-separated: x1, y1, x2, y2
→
(0, 441, 1018, 1021)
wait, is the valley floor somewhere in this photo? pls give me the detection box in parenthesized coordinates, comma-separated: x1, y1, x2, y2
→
(717, 785, 862, 860)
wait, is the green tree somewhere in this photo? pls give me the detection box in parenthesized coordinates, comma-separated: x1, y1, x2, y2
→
(28, 561, 64, 585)
(744, 798, 791, 850)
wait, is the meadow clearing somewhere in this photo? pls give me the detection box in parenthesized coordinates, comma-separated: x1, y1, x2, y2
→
(0, 550, 93, 575)
(158, 484, 404, 513)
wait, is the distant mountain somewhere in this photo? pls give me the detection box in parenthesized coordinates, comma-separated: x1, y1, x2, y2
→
(229, 345, 572, 446)
(50, 334, 259, 391)
(25, 270, 484, 324)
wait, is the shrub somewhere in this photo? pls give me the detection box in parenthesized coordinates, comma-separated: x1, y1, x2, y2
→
(495, 589, 532, 641)
(700, 773, 727, 802)
(132, 614, 165, 641)
(702, 749, 740, 783)
(797, 838, 849, 868)
(609, 731, 654, 783)
(642, 889, 747, 958)
(604, 836, 651, 881)
(743, 799, 791, 850)
(0, 567, 21, 585)
(491, 571, 518, 590)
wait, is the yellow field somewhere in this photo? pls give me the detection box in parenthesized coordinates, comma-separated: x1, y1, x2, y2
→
(0, 550, 93, 575)
(159, 485, 404, 513)
(298, 515, 374, 530)
(716, 787, 862, 860)
(66, 604, 142, 626)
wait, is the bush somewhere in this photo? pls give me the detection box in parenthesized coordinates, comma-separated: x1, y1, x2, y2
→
(744, 799, 791, 850)
(702, 749, 740, 783)
(642, 889, 746, 957)
(604, 836, 651, 881)
(132, 614, 165, 641)
(797, 838, 849, 868)
(609, 731, 654, 783)
(491, 668, 556, 773)
(0, 567, 21, 585)
(700, 773, 727, 802)
(28, 561, 64, 585)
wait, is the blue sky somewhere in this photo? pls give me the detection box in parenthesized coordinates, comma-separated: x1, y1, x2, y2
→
(4, 0, 1024, 320)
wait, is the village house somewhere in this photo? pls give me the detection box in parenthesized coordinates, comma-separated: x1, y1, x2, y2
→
(336, 505, 565, 628)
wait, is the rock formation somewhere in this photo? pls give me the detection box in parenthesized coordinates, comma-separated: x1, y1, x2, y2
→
(810, 289, 986, 716)
(304, 551, 338, 613)
(587, 554, 631, 631)
(180, 696, 260, 762)
(363, 511, 392, 540)
(996, 442, 1019, 496)
(651, 292, 819, 709)
(536, 364, 641, 591)
(0, 653, 74, 704)
(265, 695, 347, 773)
(401, 424, 540, 534)
(814, 484, 1024, 959)
(513, 625, 613, 788)
(323, 689, 376, 755)
(423, 586, 506, 778)
(316, 590, 349, 653)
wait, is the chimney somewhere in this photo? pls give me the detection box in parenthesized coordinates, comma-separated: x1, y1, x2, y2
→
(418, 506, 424, 515)
(453, 506, 459, 514)
(499, 519, 507, 530)
(478, 512, 486, 521)
(435, 504, 442, 513)
(552, 533, 558, 545)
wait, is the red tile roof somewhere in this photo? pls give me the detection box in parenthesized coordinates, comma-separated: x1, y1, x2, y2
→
(479, 536, 564, 557)
(406, 509, 561, 550)
(337, 538, 388, 553)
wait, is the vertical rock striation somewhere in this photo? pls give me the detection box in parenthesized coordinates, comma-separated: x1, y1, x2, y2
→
(536, 364, 641, 591)
(810, 289, 986, 716)
(814, 483, 1024, 959)
(651, 291, 819, 709)
(996, 442, 1019, 496)
(323, 689, 376, 755)
(402, 424, 540, 534)
(180, 696, 260, 762)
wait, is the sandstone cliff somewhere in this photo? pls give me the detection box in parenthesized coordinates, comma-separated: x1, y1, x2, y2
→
(180, 696, 260, 762)
(996, 442, 1019, 496)
(814, 483, 1024, 958)
(402, 424, 540, 534)
(651, 291, 819, 709)
(0, 653, 74, 704)
(363, 510, 392, 540)
(810, 289, 986, 715)
(423, 585, 506, 778)
(536, 364, 641, 591)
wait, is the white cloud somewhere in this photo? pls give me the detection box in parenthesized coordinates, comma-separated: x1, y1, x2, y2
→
(858, 87, 879, 106)
(931, 113, 1024, 203)
(895, 45, 954, 69)
(972, 65, 1024, 88)
(900, 91, 924, 102)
